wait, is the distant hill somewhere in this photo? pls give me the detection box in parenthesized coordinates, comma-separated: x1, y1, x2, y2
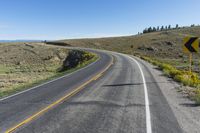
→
(59, 26, 200, 59)
(51, 26, 200, 72)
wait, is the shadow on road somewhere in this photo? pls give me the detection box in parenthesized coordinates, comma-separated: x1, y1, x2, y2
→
(179, 103, 199, 107)
(103, 81, 171, 87)
(103, 83, 142, 87)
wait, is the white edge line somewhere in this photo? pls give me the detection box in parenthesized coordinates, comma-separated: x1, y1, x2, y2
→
(123, 54, 152, 133)
(0, 57, 100, 102)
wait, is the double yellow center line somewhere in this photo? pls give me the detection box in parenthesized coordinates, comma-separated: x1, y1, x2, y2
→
(6, 56, 113, 133)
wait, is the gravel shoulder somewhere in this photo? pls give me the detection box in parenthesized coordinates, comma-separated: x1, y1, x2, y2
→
(135, 56, 200, 133)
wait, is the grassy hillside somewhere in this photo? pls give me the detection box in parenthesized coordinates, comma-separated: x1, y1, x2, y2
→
(0, 43, 69, 97)
(0, 43, 98, 98)
(60, 26, 200, 72)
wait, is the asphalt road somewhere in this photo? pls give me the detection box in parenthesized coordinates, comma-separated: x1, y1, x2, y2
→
(0, 49, 183, 133)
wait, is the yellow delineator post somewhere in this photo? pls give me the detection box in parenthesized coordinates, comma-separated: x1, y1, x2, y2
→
(183, 37, 199, 73)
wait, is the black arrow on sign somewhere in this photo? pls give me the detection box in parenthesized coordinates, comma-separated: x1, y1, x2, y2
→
(185, 37, 198, 52)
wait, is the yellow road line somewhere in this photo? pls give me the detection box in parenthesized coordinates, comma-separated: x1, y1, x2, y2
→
(92, 73, 102, 81)
(5, 56, 113, 133)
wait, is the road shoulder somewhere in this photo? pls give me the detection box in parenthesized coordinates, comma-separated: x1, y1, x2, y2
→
(134, 56, 200, 133)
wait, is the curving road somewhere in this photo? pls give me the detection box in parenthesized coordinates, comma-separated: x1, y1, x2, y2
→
(0, 49, 182, 133)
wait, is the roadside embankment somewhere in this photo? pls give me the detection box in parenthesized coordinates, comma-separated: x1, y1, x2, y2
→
(0, 43, 98, 98)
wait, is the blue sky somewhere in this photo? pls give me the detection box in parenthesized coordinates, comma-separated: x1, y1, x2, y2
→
(0, 0, 199, 40)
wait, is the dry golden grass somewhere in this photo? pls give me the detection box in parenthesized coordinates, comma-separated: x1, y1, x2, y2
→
(0, 43, 68, 96)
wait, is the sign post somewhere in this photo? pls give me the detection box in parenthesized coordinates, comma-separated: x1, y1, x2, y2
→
(183, 37, 199, 73)
(189, 53, 192, 73)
